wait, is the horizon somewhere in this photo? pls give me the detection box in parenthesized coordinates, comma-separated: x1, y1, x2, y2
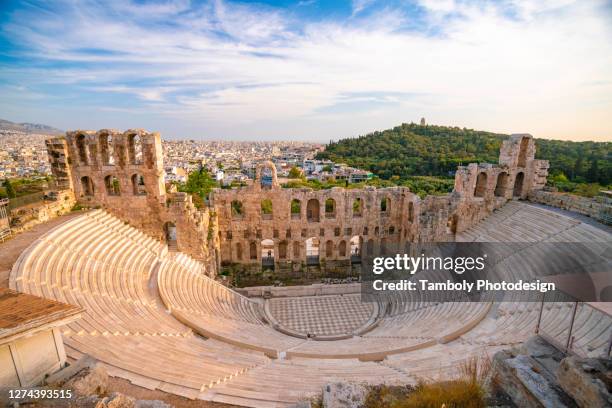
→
(1, 0, 611, 142)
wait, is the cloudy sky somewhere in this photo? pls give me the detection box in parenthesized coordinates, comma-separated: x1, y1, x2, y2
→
(0, 0, 611, 141)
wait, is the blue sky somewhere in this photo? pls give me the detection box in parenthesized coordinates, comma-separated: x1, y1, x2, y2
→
(0, 0, 611, 141)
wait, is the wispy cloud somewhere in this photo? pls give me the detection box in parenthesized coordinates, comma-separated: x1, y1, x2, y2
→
(0, 0, 610, 141)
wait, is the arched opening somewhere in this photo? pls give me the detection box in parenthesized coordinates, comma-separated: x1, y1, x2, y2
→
(338, 240, 347, 257)
(389, 226, 395, 235)
(513, 172, 524, 197)
(131, 174, 146, 195)
(164, 222, 177, 250)
(278, 241, 288, 259)
(76, 134, 89, 165)
(325, 198, 336, 218)
(494, 172, 509, 197)
(474, 172, 488, 198)
(353, 198, 362, 217)
(293, 241, 300, 258)
(80, 176, 94, 197)
(380, 197, 389, 213)
(290, 199, 301, 219)
(104, 175, 121, 196)
(100, 133, 115, 165)
(380, 238, 388, 255)
(325, 240, 334, 258)
(231, 200, 244, 219)
(260, 164, 274, 189)
(127, 133, 142, 165)
(350, 236, 362, 263)
(447, 214, 458, 234)
(261, 199, 273, 220)
(305, 237, 320, 265)
(249, 242, 257, 260)
(235, 242, 243, 261)
(261, 239, 274, 267)
(518, 137, 529, 168)
(374, 226, 379, 236)
(408, 202, 414, 222)
(367, 239, 374, 256)
(307, 199, 320, 222)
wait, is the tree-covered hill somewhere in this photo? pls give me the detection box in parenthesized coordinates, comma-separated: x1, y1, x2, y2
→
(317, 123, 611, 192)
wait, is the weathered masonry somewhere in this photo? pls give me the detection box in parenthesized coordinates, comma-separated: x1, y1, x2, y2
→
(46, 131, 548, 275)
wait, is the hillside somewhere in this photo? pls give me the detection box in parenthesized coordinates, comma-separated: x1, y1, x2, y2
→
(0, 118, 63, 135)
(317, 123, 611, 191)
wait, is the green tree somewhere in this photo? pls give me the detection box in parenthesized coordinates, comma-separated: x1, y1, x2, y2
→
(3, 179, 16, 199)
(177, 167, 218, 208)
(288, 166, 303, 179)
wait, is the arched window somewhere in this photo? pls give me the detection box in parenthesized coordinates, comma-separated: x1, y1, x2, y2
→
(495, 172, 509, 197)
(231, 200, 244, 218)
(127, 133, 142, 165)
(100, 133, 114, 165)
(131, 174, 146, 195)
(261, 239, 274, 266)
(104, 175, 121, 196)
(408, 202, 415, 222)
(290, 199, 301, 219)
(338, 240, 347, 257)
(76, 134, 89, 165)
(380, 197, 389, 213)
(80, 176, 94, 196)
(306, 237, 320, 264)
(353, 198, 362, 217)
(325, 198, 336, 218)
(350, 236, 361, 257)
(513, 172, 524, 197)
(474, 172, 487, 198)
(307, 199, 320, 222)
(325, 240, 334, 257)
(278, 241, 288, 259)
(236, 242, 243, 261)
(261, 199, 273, 219)
(249, 242, 257, 260)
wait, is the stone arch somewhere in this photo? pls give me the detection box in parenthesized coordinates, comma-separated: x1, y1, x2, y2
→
(474, 172, 488, 198)
(338, 240, 347, 257)
(163, 222, 176, 246)
(255, 161, 279, 189)
(76, 134, 89, 165)
(408, 202, 415, 222)
(353, 197, 363, 217)
(249, 242, 257, 260)
(290, 199, 301, 219)
(127, 132, 142, 165)
(350, 236, 362, 257)
(293, 241, 301, 258)
(325, 240, 334, 257)
(518, 137, 529, 167)
(305, 237, 320, 264)
(513, 172, 524, 197)
(104, 175, 120, 196)
(131, 174, 146, 196)
(278, 241, 288, 259)
(80, 176, 94, 197)
(325, 198, 336, 218)
(261, 199, 273, 219)
(236, 242, 243, 261)
(307, 199, 320, 222)
(231, 200, 244, 218)
(494, 172, 509, 197)
(99, 132, 115, 165)
(261, 239, 274, 266)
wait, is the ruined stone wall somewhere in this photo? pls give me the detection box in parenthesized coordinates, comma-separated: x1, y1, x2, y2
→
(528, 190, 611, 225)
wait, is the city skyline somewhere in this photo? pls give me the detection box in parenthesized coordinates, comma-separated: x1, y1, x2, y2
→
(1, 0, 611, 142)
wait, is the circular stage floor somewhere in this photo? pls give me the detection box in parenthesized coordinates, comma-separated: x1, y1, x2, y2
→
(266, 294, 376, 337)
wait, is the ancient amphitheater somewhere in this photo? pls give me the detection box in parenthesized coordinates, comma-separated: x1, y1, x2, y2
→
(3, 130, 612, 407)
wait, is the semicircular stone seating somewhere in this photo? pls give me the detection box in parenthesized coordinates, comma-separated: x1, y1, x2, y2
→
(10, 201, 612, 407)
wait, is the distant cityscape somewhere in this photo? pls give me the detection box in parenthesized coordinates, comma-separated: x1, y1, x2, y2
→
(0, 128, 373, 188)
